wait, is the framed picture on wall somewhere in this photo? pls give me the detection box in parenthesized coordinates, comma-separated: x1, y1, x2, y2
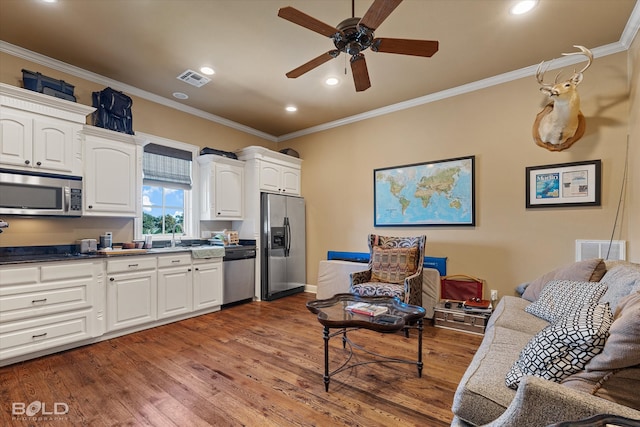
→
(373, 156, 475, 226)
(525, 160, 601, 208)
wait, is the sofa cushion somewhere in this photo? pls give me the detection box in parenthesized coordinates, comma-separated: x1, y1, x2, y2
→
(506, 303, 613, 389)
(370, 246, 418, 284)
(522, 259, 606, 302)
(599, 264, 640, 312)
(488, 296, 549, 335)
(561, 291, 640, 410)
(524, 279, 608, 323)
(452, 326, 532, 425)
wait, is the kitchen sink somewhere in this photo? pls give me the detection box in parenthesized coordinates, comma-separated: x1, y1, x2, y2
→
(146, 245, 225, 258)
(146, 246, 191, 254)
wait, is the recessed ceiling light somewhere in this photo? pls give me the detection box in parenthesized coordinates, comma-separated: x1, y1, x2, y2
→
(200, 66, 215, 76)
(173, 92, 189, 100)
(41, 0, 57, 3)
(285, 106, 297, 112)
(510, 0, 537, 15)
(325, 77, 340, 86)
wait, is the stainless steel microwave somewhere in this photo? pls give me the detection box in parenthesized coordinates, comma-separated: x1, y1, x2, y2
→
(0, 169, 82, 217)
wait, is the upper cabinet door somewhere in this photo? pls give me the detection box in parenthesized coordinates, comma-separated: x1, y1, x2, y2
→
(32, 116, 76, 174)
(214, 162, 244, 218)
(0, 110, 33, 169)
(280, 164, 301, 195)
(258, 161, 281, 193)
(83, 132, 139, 217)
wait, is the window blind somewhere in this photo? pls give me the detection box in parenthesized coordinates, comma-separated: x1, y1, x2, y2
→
(143, 143, 192, 188)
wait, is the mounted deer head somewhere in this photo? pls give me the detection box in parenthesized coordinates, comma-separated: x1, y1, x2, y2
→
(533, 45, 593, 151)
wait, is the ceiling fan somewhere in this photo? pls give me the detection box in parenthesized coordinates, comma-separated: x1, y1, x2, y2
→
(278, 0, 439, 92)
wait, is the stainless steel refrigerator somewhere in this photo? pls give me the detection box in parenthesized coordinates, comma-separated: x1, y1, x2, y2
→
(261, 192, 306, 301)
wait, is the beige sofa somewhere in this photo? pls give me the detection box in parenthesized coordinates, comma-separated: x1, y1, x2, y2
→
(451, 259, 640, 426)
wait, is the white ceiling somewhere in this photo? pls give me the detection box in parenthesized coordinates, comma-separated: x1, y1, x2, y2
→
(0, 0, 638, 140)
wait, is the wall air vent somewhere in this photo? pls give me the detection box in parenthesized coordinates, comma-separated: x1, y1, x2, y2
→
(176, 69, 211, 87)
(575, 240, 626, 262)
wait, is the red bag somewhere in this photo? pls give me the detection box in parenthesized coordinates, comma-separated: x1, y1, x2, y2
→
(440, 274, 484, 302)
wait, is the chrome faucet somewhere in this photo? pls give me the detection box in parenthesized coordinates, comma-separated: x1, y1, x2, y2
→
(171, 223, 183, 247)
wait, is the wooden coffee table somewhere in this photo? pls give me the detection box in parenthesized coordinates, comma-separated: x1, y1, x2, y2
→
(306, 293, 426, 391)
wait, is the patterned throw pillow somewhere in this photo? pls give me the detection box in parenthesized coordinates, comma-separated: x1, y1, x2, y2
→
(505, 303, 613, 389)
(370, 246, 418, 284)
(525, 279, 608, 323)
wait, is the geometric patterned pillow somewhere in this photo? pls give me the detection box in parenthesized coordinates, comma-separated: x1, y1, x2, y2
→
(505, 303, 613, 389)
(524, 279, 608, 323)
(370, 246, 418, 284)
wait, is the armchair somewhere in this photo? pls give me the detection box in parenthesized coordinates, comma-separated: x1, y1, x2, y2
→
(349, 234, 426, 306)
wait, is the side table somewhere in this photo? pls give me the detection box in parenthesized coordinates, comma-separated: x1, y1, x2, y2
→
(306, 293, 426, 391)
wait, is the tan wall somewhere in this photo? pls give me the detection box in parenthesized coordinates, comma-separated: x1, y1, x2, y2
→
(628, 33, 640, 262)
(282, 51, 634, 299)
(1, 50, 636, 301)
(0, 52, 275, 247)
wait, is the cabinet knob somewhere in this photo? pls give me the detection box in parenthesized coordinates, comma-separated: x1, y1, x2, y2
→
(88, 205, 93, 209)
(188, 268, 192, 272)
(24, 160, 30, 165)
(36, 161, 42, 166)
(109, 277, 115, 281)
(195, 268, 200, 271)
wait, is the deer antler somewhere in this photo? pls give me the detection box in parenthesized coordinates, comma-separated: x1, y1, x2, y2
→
(561, 45, 593, 77)
(536, 45, 593, 88)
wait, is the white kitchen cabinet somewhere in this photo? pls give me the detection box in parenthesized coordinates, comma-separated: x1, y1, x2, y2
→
(197, 154, 244, 220)
(105, 256, 157, 332)
(236, 145, 301, 196)
(157, 253, 193, 319)
(0, 260, 102, 363)
(192, 257, 223, 311)
(0, 83, 94, 175)
(82, 125, 143, 217)
(259, 160, 301, 195)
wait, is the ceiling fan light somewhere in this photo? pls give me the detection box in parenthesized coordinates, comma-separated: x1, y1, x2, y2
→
(510, 0, 538, 15)
(200, 66, 215, 75)
(325, 77, 340, 86)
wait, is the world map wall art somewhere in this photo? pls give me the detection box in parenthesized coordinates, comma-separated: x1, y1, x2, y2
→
(374, 156, 475, 227)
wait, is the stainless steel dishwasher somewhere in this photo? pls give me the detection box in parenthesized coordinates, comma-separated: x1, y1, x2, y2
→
(222, 245, 256, 307)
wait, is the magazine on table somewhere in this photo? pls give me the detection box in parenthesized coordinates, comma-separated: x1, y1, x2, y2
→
(346, 302, 389, 317)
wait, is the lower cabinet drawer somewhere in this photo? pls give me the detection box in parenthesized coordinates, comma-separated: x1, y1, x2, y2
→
(0, 310, 94, 360)
(0, 279, 92, 323)
(433, 309, 489, 335)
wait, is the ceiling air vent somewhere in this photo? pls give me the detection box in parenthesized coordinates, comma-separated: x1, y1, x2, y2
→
(176, 69, 211, 87)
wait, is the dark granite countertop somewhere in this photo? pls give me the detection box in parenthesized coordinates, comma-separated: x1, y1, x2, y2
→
(0, 240, 256, 265)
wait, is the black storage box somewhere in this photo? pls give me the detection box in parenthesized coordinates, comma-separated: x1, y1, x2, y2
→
(199, 147, 238, 159)
(22, 69, 76, 102)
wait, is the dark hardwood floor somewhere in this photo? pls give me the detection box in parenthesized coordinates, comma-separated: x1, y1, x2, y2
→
(0, 292, 482, 426)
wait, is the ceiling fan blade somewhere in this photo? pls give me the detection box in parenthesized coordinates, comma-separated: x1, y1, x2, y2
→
(286, 50, 340, 78)
(358, 0, 403, 30)
(278, 6, 340, 38)
(372, 38, 439, 57)
(350, 54, 371, 92)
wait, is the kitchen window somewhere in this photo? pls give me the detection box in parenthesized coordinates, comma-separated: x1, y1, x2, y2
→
(137, 137, 199, 241)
